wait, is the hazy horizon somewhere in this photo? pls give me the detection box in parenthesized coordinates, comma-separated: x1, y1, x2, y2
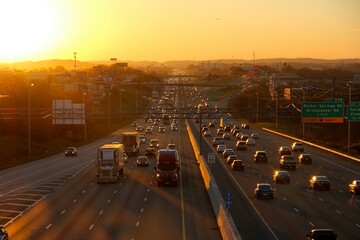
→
(1, 0, 359, 63)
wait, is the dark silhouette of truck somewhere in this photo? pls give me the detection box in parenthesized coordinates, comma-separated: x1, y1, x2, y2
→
(155, 149, 179, 187)
(121, 132, 140, 156)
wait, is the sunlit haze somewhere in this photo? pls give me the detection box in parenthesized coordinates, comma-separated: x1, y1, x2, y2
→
(1, 0, 359, 62)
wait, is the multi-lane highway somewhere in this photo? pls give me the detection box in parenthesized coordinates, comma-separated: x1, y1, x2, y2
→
(1, 81, 360, 240)
(191, 118, 360, 239)
(0, 116, 222, 239)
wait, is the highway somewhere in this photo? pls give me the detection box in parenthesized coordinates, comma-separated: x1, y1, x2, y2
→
(0, 116, 221, 239)
(190, 117, 360, 239)
(1, 81, 360, 240)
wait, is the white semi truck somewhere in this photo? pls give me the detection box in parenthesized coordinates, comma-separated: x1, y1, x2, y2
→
(96, 143, 125, 183)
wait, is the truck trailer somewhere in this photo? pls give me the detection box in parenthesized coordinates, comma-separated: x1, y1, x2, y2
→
(155, 149, 180, 187)
(121, 132, 140, 156)
(96, 143, 125, 183)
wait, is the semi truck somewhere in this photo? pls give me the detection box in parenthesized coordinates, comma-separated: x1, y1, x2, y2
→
(155, 149, 179, 187)
(121, 132, 140, 156)
(96, 143, 125, 183)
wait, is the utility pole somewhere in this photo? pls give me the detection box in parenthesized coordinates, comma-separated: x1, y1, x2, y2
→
(74, 52, 77, 72)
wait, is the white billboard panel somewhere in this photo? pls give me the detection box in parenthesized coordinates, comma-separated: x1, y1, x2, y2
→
(52, 99, 85, 125)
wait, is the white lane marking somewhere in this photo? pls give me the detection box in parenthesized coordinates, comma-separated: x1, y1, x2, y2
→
(82, 190, 86, 194)
(144, 197, 147, 202)
(294, 208, 299, 213)
(107, 199, 111, 204)
(355, 224, 360, 229)
(113, 190, 117, 194)
(305, 189, 310, 192)
(355, 199, 360, 204)
(140, 208, 144, 213)
(147, 188, 150, 192)
(46, 224, 52, 229)
(99, 210, 104, 215)
(336, 210, 342, 214)
(312, 154, 360, 175)
(309, 222, 314, 227)
(318, 198, 323, 202)
(136, 221, 140, 227)
(73, 199, 77, 203)
(90, 182, 94, 186)
(89, 224, 94, 230)
(282, 197, 287, 201)
(338, 189, 344, 193)
(61, 210, 66, 215)
(119, 182, 122, 186)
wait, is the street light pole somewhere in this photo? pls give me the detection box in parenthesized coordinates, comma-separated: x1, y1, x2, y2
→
(28, 83, 34, 155)
(119, 89, 125, 121)
(348, 80, 352, 154)
(108, 92, 111, 128)
(83, 92, 87, 141)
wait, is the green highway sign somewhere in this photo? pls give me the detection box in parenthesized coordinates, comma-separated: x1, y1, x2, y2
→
(348, 103, 360, 121)
(302, 102, 344, 118)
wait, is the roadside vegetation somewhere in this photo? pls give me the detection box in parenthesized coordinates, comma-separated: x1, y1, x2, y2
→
(0, 66, 161, 170)
(196, 63, 360, 156)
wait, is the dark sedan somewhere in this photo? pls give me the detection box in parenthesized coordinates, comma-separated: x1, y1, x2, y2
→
(145, 148, 156, 158)
(136, 156, 149, 167)
(278, 146, 291, 156)
(299, 153, 312, 164)
(310, 176, 330, 190)
(273, 170, 290, 183)
(254, 183, 274, 199)
(231, 160, 245, 171)
(65, 147, 77, 157)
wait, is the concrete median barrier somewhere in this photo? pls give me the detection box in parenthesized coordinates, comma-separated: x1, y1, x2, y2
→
(186, 120, 242, 240)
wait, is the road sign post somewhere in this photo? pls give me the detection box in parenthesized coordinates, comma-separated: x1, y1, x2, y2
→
(348, 102, 360, 122)
(225, 192, 232, 216)
(301, 102, 344, 123)
(207, 153, 216, 164)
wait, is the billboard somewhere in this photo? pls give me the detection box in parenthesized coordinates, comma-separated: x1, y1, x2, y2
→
(52, 99, 85, 125)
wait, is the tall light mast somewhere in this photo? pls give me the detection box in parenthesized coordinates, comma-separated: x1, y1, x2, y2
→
(73, 52, 77, 72)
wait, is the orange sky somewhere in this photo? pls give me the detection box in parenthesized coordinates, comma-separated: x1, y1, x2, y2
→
(0, 0, 359, 62)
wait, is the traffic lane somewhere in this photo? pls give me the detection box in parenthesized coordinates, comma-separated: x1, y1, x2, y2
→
(5, 162, 110, 239)
(119, 120, 221, 240)
(222, 152, 360, 240)
(190, 121, 277, 239)
(178, 121, 222, 240)
(0, 127, 123, 196)
(214, 129, 360, 239)
(86, 160, 156, 240)
(148, 119, 222, 239)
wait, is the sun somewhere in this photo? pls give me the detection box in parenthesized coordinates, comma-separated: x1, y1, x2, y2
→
(0, 0, 62, 62)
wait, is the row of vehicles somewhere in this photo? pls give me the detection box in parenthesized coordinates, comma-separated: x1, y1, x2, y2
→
(205, 120, 360, 197)
(198, 117, 354, 239)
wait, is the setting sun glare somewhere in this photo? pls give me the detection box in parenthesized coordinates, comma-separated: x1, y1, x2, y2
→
(0, 0, 63, 62)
